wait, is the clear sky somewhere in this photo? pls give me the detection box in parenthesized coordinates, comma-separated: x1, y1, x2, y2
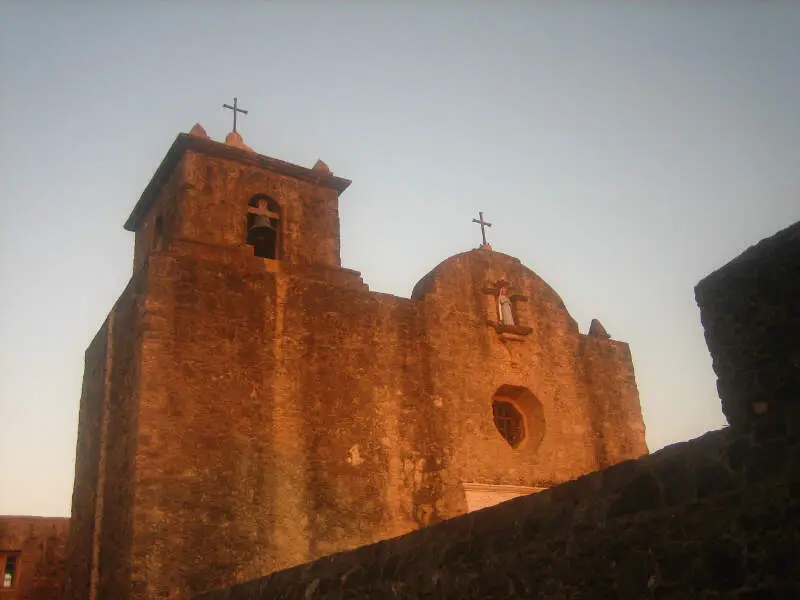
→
(1, 2, 798, 517)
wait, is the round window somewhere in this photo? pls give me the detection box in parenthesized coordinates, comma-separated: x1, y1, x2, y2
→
(492, 400, 525, 448)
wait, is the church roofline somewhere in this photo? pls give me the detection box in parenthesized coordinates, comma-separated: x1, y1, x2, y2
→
(123, 133, 352, 232)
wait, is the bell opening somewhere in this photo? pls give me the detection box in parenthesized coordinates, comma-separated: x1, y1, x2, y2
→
(247, 225, 277, 260)
(246, 195, 281, 260)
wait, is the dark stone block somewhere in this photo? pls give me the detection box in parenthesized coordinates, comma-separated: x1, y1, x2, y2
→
(695, 221, 800, 427)
(608, 473, 664, 518)
(700, 593, 736, 600)
(694, 538, 745, 591)
(477, 569, 514, 597)
(756, 535, 798, 578)
(685, 503, 737, 540)
(653, 583, 693, 600)
(505, 569, 532, 596)
(613, 549, 656, 600)
(696, 464, 738, 499)
(752, 411, 789, 443)
(662, 458, 697, 506)
(343, 567, 368, 589)
(521, 517, 543, 539)
(377, 554, 399, 582)
(738, 505, 785, 535)
(737, 590, 779, 600)
(658, 544, 694, 584)
(660, 514, 686, 542)
(745, 440, 788, 483)
(601, 459, 645, 494)
(728, 437, 751, 472)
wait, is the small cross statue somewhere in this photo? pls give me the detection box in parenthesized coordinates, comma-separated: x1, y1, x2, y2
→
(223, 97, 248, 133)
(472, 211, 492, 247)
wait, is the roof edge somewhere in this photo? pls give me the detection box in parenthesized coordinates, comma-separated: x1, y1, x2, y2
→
(123, 133, 352, 231)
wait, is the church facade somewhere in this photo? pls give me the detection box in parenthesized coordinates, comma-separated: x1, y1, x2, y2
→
(63, 126, 647, 600)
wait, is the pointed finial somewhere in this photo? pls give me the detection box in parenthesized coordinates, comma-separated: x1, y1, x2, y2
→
(225, 131, 253, 152)
(588, 318, 611, 339)
(188, 123, 209, 139)
(312, 159, 332, 176)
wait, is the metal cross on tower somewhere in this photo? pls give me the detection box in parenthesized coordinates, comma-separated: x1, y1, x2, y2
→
(472, 211, 492, 246)
(223, 97, 249, 133)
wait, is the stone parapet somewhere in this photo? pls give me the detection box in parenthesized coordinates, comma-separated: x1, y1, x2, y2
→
(695, 220, 800, 426)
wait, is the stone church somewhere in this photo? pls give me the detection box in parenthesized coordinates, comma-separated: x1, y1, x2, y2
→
(60, 124, 648, 599)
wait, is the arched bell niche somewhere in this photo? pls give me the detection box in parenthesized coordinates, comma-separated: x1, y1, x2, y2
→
(246, 195, 281, 259)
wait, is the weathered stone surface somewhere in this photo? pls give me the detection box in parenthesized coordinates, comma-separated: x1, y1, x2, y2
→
(64, 131, 648, 600)
(312, 159, 332, 175)
(224, 130, 253, 152)
(188, 123, 209, 139)
(695, 463, 737, 499)
(0, 516, 69, 600)
(695, 220, 800, 426)
(193, 219, 800, 600)
(194, 405, 800, 600)
(607, 471, 664, 517)
(588, 318, 610, 339)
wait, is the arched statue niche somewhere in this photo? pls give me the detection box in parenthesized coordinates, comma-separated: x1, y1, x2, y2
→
(483, 279, 533, 338)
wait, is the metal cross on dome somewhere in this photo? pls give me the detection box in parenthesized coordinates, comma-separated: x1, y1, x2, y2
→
(223, 97, 248, 133)
(472, 211, 492, 246)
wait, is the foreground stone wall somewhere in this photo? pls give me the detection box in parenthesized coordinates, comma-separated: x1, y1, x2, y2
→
(695, 220, 799, 426)
(196, 405, 800, 600)
(0, 517, 69, 600)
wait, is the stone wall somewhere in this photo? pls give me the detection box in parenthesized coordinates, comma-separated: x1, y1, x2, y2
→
(63, 321, 108, 600)
(63, 275, 146, 600)
(195, 404, 800, 600)
(66, 133, 648, 599)
(0, 516, 69, 600)
(117, 241, 647, 599)
(194, 218, 800, 600)
(411, 250, 648, 482)
(695, 220, 799, 426)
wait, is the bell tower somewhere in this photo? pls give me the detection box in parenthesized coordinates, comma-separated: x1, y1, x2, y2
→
(123, 123, 351, 273)
(65, 123, 358, 600)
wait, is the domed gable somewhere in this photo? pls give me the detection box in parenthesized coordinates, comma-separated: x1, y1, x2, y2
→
(411, 248, 579, 334)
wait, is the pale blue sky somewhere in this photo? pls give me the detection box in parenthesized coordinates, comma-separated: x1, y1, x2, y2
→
(1, 2, 798, 517)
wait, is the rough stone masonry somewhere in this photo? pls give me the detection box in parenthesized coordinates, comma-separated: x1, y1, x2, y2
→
(61, 125, 647, 600)
(194, 219, 800, 600)
(0, 517, 68, 600)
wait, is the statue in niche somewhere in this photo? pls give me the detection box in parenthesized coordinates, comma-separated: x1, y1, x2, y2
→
(483, 278, 532, 338)
(498, 284, 515, 326)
